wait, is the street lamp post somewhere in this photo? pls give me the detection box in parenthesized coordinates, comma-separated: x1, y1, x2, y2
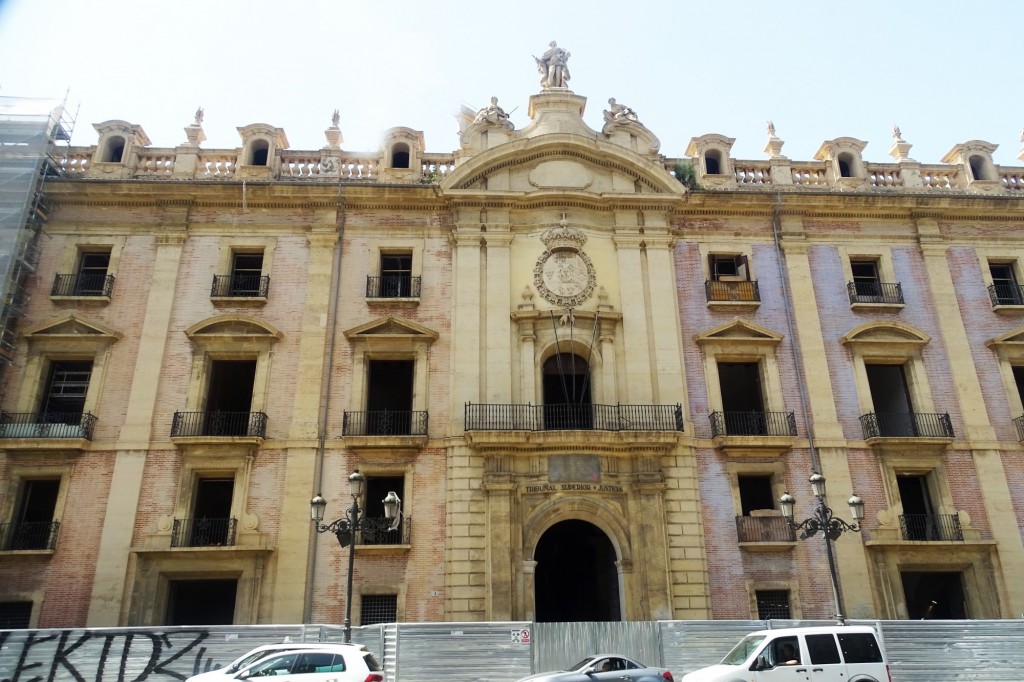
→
(311, 470, 402, 643)
(780, 472, 865, 625)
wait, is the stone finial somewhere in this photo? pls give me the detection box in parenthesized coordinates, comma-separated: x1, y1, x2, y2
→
(764, 121, 785, 159)
(892, 123, 904, 143)
(325, 110, 343, 149)
(767, 120, 777, 139)
(184, 107, 206, 147)
(889, 125, 914, 163)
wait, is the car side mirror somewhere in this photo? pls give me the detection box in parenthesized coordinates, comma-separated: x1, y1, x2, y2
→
(752, 655, 769, 671)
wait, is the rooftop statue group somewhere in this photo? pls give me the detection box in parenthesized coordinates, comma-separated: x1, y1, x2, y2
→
(534, 41, 571, 89)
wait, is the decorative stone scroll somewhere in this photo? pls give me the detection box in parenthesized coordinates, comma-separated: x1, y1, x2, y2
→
(532, 216, 596, 307)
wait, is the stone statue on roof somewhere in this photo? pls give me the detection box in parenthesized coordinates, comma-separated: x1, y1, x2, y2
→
(534, 41, 571, 89)
(473, 96, 511, 127)
(194, 107, 204, 126)
(331, 109, 340, 128)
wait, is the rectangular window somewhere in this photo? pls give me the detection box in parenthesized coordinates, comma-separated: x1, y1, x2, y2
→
(990, 262, 1023, 305)
(850, 259, 882, 298)
(755, 589, 791, 619)
(380, 253, 413, 297)
(365, 360, 415, 435)
(805, 634, 842, 665)
(42, 360, 92, 420)
(865, 363, 914, 436)
(0, 601, 32, 628)
(738, 475, 774, 515)
(709, 254, 748, 281)
(230, 252, 264, 296)
(173, 477, 235, 547)
(836, 632, 883, 663)
(4, 479, 60, 550)
(75, 251, 111, 295)
(362, 475, 405, 544)
(360, 594, 398, 626)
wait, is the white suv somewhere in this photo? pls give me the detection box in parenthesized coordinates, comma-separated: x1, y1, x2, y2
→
(681, 625, 890, 682)
(186, 643, 385, 682)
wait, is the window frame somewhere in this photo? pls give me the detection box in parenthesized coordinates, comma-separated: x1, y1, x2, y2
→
(0, 463, 73, 554)
(747, 580, 800, 619)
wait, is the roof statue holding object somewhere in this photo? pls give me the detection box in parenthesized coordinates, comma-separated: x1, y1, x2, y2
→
(473, 96, 513, 130)
(534, 41, 571, 89)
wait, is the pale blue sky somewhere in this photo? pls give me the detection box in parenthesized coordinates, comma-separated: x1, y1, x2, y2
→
(1, 0, 1020, 165)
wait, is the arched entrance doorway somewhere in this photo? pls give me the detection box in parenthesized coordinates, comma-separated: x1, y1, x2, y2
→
(542, 352, 592, 429)
(534, 519, 620, 622)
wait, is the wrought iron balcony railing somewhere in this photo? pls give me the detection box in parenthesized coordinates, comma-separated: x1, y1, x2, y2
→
(988, 283, 1024, 307)
(0, 412, 96, 440)
(211, 274, 270, 298)
(735, 515, 796, 543)
(859, 412, 954, 439)
(709, 411, 797, 437)
(171, 517, 238, 548)
(343, 410, 428, 436)
(366, 275, 421, 298)
(464, 403, 684, 432)
(847, 281, 904, 305)
(171, 411, 268, 438)
(1014, 415, 1024, 441)
(899, 513, 963, 542)
(357, 516, 412, 546)
(0, 520, 60, 551)
(705, 280, 760, 302)
(51, 273, 115, 297)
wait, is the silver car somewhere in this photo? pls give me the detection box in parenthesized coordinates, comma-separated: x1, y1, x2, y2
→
(516, 653, 675, 682)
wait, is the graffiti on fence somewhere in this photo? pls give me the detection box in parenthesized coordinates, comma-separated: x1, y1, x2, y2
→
(0, 628, 222, 682)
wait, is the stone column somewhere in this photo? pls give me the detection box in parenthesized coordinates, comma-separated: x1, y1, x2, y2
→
(451, 228, 483, 427)
(642, 232, 686, 404)
(89, 212, 188, 626)
(633, 474, 674, 620)
(613, 235, 653, 403)
(484, 233, 513, 402)
(522, 560, 537, 621)
(483, 477, 515, 619)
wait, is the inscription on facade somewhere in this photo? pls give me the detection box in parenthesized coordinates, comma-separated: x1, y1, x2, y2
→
(524, 483, 624, 493)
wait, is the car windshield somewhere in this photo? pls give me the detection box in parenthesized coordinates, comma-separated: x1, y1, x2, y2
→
(567, 656, 598, 671)
(229, 650, 272, 673)
(721, 635, 766, 665)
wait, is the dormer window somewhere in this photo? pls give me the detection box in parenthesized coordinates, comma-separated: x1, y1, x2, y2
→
(391, 143, 410, 169)
(969, 155, 991, 181)
(838, 152, 855, 178)
(705, 150, 722, 175)
(249, 140, 269, 166)
(102, 136, 125, 163)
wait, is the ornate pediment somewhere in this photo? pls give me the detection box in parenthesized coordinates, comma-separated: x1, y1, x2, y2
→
(22, 314, 121, 342)
(344, 316, 438, 341)
(186, 315, 281, 340)
(840, 321, 929, 348)
(695, 318, 783, 346)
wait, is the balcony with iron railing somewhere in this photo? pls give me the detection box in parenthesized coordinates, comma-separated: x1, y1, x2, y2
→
(847, 281, 904, 306)
(366, 275, 421, 299)
(859, 412, 954, 440)
(357, 516, 412, 546)
(705, 280, 760, 310)
(171, 517, 238, 548)
(211, 274, 270, 298)
(171, 411, 268, 439)
(0, 520, 60, 551)
(51, 273, 115, 298)
(342, 410, 429, 436)
(464, 403, 684, 432)
(899, 513, 963, 542)
(709, 411, 797, 437)
(0, 412, 96, 440)
(735, 515, 796, 544)
(988, 283, 1024, 312)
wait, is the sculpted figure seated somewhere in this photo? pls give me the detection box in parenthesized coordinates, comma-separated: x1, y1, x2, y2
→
(602, 98, 641, 135)
(473, 96, 513, 129)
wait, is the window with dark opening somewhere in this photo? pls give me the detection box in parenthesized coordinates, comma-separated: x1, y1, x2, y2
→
(717, 361, 765, 435)
(0, 601, 32, 629)
(43, 360, 92, 419)
(166, 579, 237, 625)
(738, 475, 774, 515)
(755, 589, 791, 619)
(102, 136, 125, 163)
(897, 473, 936, 540)
(709, 254, 748, 280)
(186, 477, 234, 547)
(865, 363, 914, 436)
(391, 143, 410, 169)
(363, 475, 404, 544)
(990, 262, 1022, 305)
(837, 152, 854, 178)
(365, 360, 415, 435)
(380, 253, 413, 297)
(900, 571, 966, 618)
(6, 478, 59, 550)
(704, 149, 722, 175)
(360, 594, 398, 626)
(850, 259, 882, 299)
(76, 251, 111, 295)
(1013, 366, 1024, 407)
(230, 252, 264, 296)
(969, 155, 987, 181)
(249, 140, 269, 166)
(205, 360, 257, 435)
(542, 353, 592, 429)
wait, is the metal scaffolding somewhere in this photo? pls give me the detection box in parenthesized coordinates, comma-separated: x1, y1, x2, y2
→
(0, 96, 75, 390)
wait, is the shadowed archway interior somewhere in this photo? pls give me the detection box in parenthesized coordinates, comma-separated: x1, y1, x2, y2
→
(534, 519, 620, 622)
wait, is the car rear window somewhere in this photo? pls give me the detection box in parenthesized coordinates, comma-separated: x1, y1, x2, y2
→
(837, 632, 883, 663)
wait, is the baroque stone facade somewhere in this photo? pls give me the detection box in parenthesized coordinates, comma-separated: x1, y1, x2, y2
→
(2, 62, 1024, 629)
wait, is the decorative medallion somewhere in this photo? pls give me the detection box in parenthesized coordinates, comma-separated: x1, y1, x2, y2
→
(533, 218, 596, 307)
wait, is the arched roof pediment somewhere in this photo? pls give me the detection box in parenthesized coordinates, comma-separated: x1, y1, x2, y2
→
(185, 315, 282, 340)
(442, 134, 683, 196)
(840, 321, 929, 347)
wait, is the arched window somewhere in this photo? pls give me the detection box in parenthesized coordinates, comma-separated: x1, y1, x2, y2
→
(391, 143, 410, 169)
(837, 152, 855, 178)
(102, 136, 125, 163)
(969, 155, 988, 181)
(704, 149, 722, 175)
(249, 140, 269, 166)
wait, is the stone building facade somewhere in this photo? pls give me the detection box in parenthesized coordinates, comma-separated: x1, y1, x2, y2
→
(2, 61, 1024, 629)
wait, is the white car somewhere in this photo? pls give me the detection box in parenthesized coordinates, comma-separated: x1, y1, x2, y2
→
(186, 643, 385, 682)
(680, 625, 889, 682)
